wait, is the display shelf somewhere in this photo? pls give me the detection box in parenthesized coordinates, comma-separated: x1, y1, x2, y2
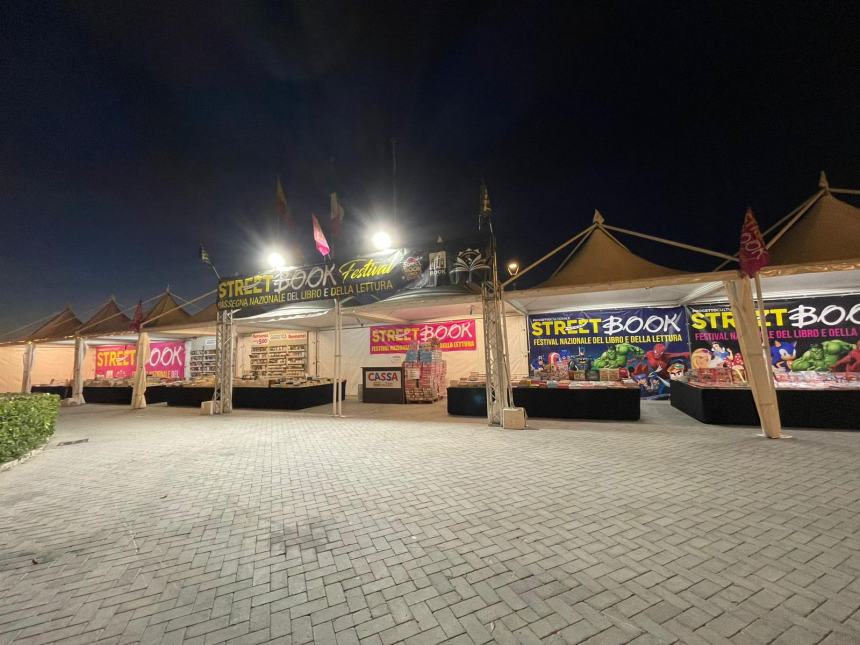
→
(190, 348, 217, 377)
(247, 342, 307, 378)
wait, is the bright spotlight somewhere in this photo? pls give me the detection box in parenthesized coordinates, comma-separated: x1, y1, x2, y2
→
(267, 251, 286, 268)
(507, 261, 520, 277)
(372, 231, 392, 251)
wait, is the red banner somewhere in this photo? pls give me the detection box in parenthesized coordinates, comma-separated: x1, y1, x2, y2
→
(94, 341, 186, 379)
(370, 319, 477, 354)
(738, 208, 769, 277)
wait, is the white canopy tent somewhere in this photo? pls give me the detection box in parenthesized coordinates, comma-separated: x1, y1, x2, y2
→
(225, 287, 527, 416)
(502, 209, 788, 437)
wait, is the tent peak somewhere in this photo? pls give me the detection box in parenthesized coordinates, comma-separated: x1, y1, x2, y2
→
(592, 209, 605, 225)
(818, 170, 829, 191)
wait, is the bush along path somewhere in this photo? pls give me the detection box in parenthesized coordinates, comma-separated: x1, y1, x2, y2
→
(0, 393, 60, 465)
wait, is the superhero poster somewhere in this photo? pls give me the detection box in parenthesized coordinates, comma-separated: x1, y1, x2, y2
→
(687, 295, 860, 375)
(528, 307, 690, 399)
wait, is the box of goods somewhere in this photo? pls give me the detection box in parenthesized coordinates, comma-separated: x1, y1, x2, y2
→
(714, 368, 733, 385)
(403, 360, 446, 402)
(585, 370, 600, 381)
(598, 368, 620, 381)
(572, 371, 585, 381)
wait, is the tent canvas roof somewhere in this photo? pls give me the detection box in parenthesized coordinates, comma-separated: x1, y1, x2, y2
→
(76, 298, 132, 337)
(26, 307, 82, 342)
(540, 225, 684, 289)
(187, 301, 217, 324)
(143, 292, 192, 328)
(768, 192, 860, 266)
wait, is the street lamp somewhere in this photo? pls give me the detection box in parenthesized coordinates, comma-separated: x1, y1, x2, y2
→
(506, 261, 520, 290)
(266, 251, 286, 269)
(372, 231, 392, 251)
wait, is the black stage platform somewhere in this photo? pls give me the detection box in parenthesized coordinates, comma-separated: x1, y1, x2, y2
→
(447, 386, 641, 421)
(160, 382, 347, 410)
(670, 380, 858, 430)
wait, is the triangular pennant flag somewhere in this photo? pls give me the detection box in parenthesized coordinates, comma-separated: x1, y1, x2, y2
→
(312, 214, 331, 258)
(478, 180, 492, 230)
(276, 177, 293, 227)
(130, 300, 144, 333)
(738, 207, 770, 277)
(330, 192, 345, 239)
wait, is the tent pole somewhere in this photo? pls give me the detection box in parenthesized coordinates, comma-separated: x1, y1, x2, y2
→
(131, 331, 149, 409)
(602, 225, 736, 260)
(753, 272, 777, 393)
(71, 337, 86, 405)
(500, 226, 593, 288)
(548, 225, 597, 279)
(713, 189, 825, 270)
(21, 343, 35, 393)
(0, 310, 64, 342)
(723, 277, 782, 438)
(314, 330, 319, 376)
(142, 289, 216, 328)
(339, 301, 344, 415)
(332, 300, 339, 416)
(765, 191, 824, 250)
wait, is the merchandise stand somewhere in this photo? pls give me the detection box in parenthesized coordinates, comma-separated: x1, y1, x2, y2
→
(162, 381, 346, 410)
(448, 385, 640, 420)
(670, 380, 857, 430)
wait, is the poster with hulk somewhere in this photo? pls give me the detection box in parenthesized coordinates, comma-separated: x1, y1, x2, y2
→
(687, 295, 860, 377)
(528, 307, 690, 399)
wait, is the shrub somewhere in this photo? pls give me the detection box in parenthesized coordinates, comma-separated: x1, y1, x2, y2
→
(0, 394, 60, 464)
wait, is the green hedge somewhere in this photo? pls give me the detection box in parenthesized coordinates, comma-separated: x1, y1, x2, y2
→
(0, 394, 60, 464)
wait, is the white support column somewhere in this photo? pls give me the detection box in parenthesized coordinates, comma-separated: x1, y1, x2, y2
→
(332, 300, 343, 417)
(213, 309, 234, 414)
(71, 337, 86, 404)
(131, 331, 150, 409)
(339, 304, 344, 415)
(724, 277, 782, 438)
(21, 343, 35, 393)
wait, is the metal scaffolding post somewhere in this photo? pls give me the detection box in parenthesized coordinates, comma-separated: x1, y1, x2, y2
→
(481, 239, 513, 425)
(213, 308, 234, 414)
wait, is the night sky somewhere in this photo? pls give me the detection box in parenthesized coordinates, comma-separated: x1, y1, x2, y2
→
(2, 1, 858, 332)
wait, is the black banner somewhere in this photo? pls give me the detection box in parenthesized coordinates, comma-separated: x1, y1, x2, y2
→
(688, 295, 860, 373)
(217, 246, 491, 314)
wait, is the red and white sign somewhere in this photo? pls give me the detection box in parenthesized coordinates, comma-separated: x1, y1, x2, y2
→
(251, 331, 307, 346)
(94, 341, 186, 379)
(370, 319, 477, 354)
(364, 369, 402, 388)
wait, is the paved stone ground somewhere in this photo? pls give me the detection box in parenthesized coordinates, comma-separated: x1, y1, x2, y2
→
(1, 402, 859, 645)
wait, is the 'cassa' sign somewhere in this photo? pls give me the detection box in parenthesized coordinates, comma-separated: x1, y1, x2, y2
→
(364, 369, 402, 388)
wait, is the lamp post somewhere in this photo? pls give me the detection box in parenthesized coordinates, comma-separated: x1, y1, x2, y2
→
(506, 261, 520, 290)
(372, 231, 392, 251)
(266, 251, 286, 270)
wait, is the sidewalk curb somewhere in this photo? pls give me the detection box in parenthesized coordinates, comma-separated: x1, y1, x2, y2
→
(0, 442, 49, 473)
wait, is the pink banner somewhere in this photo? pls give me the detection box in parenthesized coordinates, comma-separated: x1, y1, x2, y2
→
(370, 319, 477, 354)
(94, 341, 186, 379)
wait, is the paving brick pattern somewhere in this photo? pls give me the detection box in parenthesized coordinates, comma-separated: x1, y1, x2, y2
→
(1, 403, 859, 644)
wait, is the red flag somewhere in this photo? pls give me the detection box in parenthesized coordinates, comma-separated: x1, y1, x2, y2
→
(312, 214, 330, 257)
(738, 207, 770, 277)
(330, 192, 344, 239)
(130, 300, 144, 332)
(276, 177, 292, 227)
